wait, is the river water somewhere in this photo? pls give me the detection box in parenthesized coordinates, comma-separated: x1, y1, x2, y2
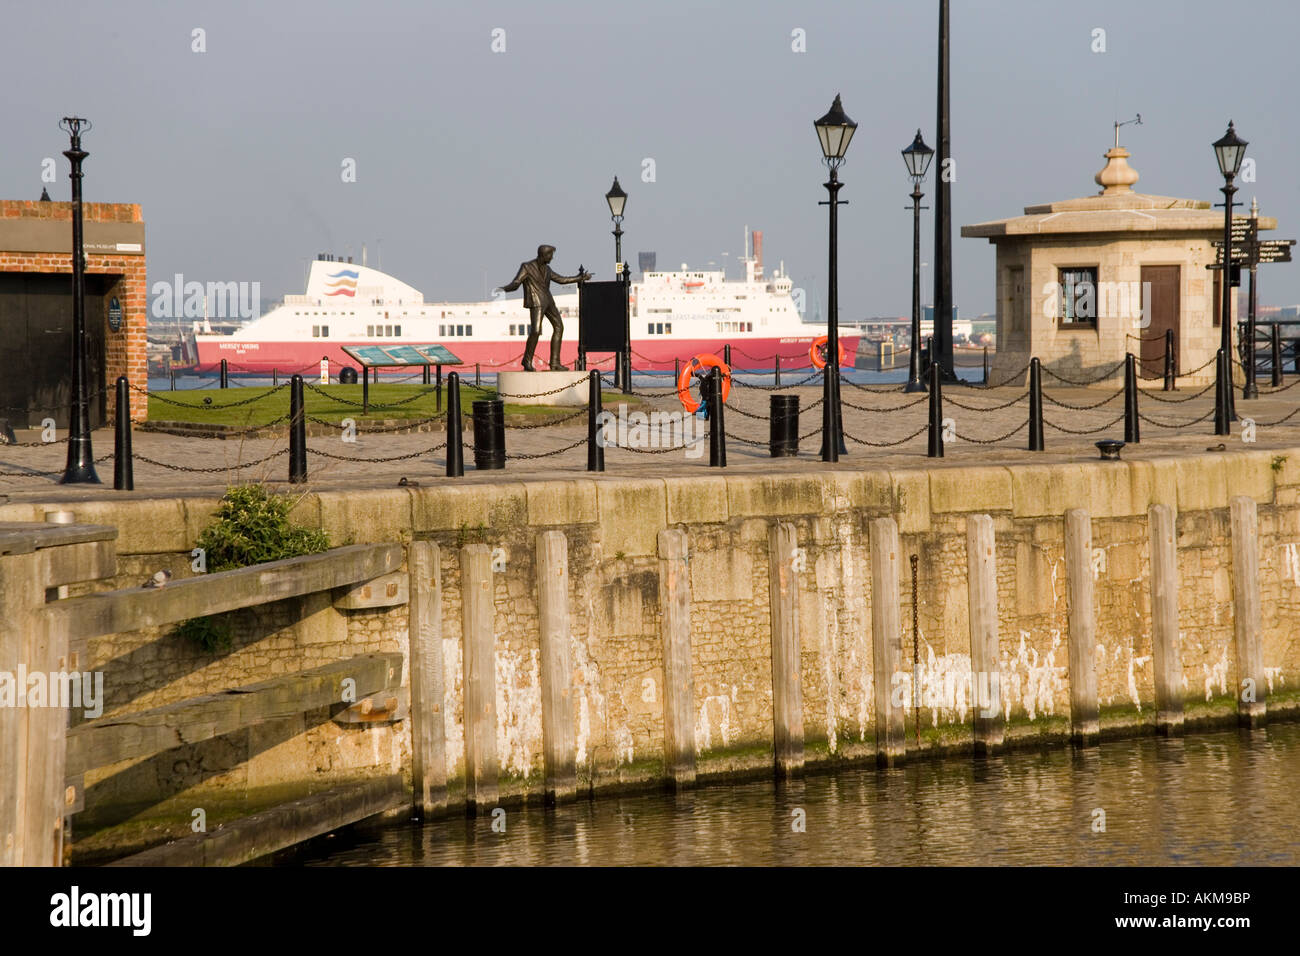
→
(287, 723, 1300, 866)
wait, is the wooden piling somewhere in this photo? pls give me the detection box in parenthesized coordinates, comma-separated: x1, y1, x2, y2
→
(1148, 504, 1184, 735)
(870, 517, 906, 766)
(767, 523, 804, 778)
(536, 531, 577, 802)
(408, 540, 447, 818)
(966, 514, 1004, 754)
(658, 529, 695, 790)
(1229, 496, 1267, 728)
(1064, 510, 1100, 746)
(0, 551, 41, 866)
(459, 544, 498, 811)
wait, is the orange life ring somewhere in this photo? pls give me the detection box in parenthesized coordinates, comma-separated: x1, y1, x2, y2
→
(677, 353, 731, 414)
(810, 336, 847, 370)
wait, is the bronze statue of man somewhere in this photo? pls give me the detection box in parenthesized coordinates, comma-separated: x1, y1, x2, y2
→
(502, 245, 592, 370)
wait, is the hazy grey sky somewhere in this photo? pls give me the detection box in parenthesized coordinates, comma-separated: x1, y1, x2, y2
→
(5, 0, 1299, 318)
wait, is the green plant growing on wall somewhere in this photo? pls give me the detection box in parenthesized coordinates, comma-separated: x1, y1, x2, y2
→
(175, 483, 330, 652)
(1272, 455, 1288, 473)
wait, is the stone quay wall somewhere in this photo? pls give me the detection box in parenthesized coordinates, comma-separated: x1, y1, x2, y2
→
(4, 446, 1298, 849)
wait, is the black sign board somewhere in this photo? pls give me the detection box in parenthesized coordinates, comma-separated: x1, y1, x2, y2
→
(107, 296, 122, 332)
(578, 281, 628, 353)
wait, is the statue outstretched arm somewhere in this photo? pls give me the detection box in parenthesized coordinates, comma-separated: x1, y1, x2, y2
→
(501, 262, 527, 292)
(550, 266, 594, 285)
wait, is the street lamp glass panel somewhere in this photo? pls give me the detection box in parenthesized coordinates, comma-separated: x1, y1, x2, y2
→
(814, 94, 857, 160)
(605, 177, 627, 219)
(1213, 122, 1247, 178)
(901, 129, 934, 180)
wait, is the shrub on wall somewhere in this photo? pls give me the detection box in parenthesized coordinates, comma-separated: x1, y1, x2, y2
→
(176, 484, 330, 651)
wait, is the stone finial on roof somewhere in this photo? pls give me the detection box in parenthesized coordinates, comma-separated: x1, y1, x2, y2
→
(1095, 146, 1139, 195)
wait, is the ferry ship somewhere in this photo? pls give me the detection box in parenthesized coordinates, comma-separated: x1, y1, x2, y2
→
(193, 229, 858, 374)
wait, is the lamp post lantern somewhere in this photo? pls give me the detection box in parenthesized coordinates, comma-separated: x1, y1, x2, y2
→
(1213, 120, 1246, 432)
(605, 176, 631, 389)
(902, 129, 935, 393)
(814, 94, 856, 462)
(59, 116, 100, 484)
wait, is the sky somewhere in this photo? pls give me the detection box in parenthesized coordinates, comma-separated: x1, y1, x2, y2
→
(5, 0, 1300, 321)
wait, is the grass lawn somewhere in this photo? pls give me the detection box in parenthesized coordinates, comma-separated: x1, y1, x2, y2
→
(145, 383, 593, 427)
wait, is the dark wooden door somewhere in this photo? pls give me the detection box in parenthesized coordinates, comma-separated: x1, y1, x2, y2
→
(1140, 266, 1180, 379)
(0, 273, 106, 428)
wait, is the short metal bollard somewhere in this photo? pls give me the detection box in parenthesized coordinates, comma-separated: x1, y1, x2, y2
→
(475, 362, 481, 387)
(774, 354, 781, 387)
(926, 360, 944, 458)
(289, 374, 307, 483)
(1124, 352, 1140, 444)
(723, 344, 732, 369)
(446, 372, 464, 477)
(1096, 439, 1125, 460)
(472, 399, 505, 470)
(1163, 328, 1176, 391)
(1028, 357, 1044, 451)
(769, 394, 799, 457)
(708, 368, 727, 467)
(220, 358, 229, 389)
(339, 366, 358, 385)
(113, 376, 133, 491)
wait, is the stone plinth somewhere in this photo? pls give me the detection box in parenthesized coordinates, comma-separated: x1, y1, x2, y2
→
(496, 370, 591, 407)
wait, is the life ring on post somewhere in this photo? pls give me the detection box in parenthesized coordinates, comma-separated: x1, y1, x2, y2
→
(810, 336, 846, 370)
(677, 353, 731, 414)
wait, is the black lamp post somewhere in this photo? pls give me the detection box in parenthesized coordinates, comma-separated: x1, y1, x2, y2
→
(605, 176, 630, 389)
(1213, 121, 1246, 432)
(902, 129, 935, 393)
(59, 116, 100, 484)
(814, 94, 856, 462)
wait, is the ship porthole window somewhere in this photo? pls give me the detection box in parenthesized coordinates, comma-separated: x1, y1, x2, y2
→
(466, 325, 472, 336)
(367, 325, 375, 336)
(322, 325, 329, 337)
(394, 325, 401, 336)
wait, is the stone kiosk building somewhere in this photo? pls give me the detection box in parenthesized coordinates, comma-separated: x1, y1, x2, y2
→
(962, 144, 1275, 384)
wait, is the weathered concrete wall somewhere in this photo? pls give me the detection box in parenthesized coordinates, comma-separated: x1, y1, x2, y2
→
(5, 445, 1299, 848)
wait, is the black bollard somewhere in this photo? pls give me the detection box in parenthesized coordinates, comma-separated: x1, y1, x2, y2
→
(769, 394, 799, 457)
(926, 360, 944, 458)
(472, 399, 505, 470)
(436, 365, 443, 413)
(1124, 352, 1140, 444)
(723, 344, 732, 369)
(1163, 329, 1175, 392)
(983, 345, 990, 385)
(362, 365, 369, 415)
(1214, 349, 1231, 436)
(220, 358, 229, 389)
(774, 354, 781, 387)
(272, 368, 279, 387)
(1272, 324, 1283, 388)
(1028, 357, 1044, 451)
(587, 370, 605, 472)
(708, 368, 727, 467)
(170, 369, 176, 391)
(446, 372, 464, 477)
(113, 376, 133, 491)
(475, 362, 481, 387)
(289, 374, 307, 483)
(674, 356, 680, 387)
(422, 365, 430, 385)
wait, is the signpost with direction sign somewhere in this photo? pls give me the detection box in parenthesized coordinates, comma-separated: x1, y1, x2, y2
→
(1208, 209, 1295, 396)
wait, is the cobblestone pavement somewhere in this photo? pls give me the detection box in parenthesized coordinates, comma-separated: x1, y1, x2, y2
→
(4, 375, 1300, 504)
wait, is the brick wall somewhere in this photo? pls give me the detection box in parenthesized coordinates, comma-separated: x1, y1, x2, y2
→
(0, 201, 146, 422)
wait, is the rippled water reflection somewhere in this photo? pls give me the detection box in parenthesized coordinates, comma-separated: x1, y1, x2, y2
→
(290, 723, 1300, 866)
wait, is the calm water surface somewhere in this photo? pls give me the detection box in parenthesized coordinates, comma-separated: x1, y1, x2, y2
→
(289, 723, 1300, 866)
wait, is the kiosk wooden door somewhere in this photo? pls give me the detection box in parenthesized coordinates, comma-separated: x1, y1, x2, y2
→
(1140, 266, 1180, 379)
